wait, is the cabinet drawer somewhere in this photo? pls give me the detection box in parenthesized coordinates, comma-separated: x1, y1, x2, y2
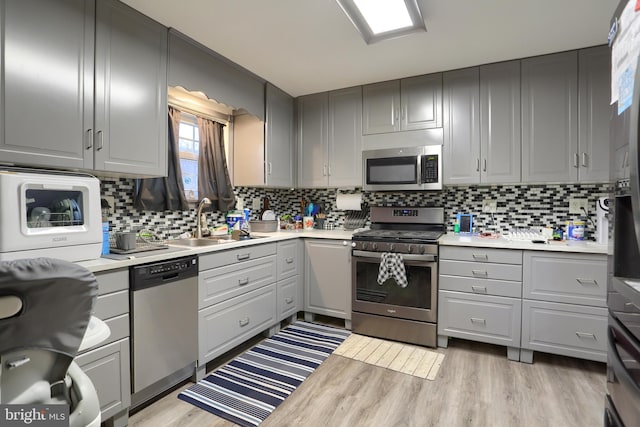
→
(199, 243, 277, 271)
(76, 338, 131, 421)
(522, 299, 607, 362)
(199, 255, 276, 309)
(439, 275, 522, 298)
(439, 259, 522, 281)
(438, 290, 521, 347)
(94, 290, 128, 320)
(277, 240, 302, 280)
(95, 269, 128, 295)
(199, 284, 277, 364)
(523, 252, 606, 307)
(278, 275, 301, 320)
(440, 246, 522, 264)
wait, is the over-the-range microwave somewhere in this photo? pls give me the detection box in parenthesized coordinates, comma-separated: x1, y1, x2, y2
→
(362, 145, 442, 191)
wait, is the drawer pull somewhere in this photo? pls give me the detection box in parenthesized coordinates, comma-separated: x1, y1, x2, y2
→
(471, 286, 487, 294)
(575, 332, 596, 340)
(285, 297, 293, 304)
(6, 357, 30, 370)
(238, 278, 250, 286)
(286, 257, 294, 264)
(470, 318, 486, 325)
(625, 302, 640, 311)
(239, 317, 250, 327)
(472, 254, 488, 261)
(237, 253, 250, 261)
(576, 278, 597, 286)
(471, 270, 488, 277)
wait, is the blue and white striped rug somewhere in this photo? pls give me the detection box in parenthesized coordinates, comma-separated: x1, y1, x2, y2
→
(178, 321, 350, 427)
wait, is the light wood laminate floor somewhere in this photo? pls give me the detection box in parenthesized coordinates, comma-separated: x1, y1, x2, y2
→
(129, 338, 606, 427)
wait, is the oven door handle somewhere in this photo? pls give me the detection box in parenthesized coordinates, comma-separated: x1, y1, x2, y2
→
(352, 250, 437, 262)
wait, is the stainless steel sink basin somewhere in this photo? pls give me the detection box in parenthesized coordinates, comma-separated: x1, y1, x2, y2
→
(167, 238, 230, 247)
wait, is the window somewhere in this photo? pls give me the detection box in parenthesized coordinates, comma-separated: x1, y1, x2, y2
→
(178, 113, 200, 202)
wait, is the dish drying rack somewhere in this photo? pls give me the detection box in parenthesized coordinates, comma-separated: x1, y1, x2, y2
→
(502, 228, 546, 241)
(109, 229, 168, 254)
(343, 205, 369, 230)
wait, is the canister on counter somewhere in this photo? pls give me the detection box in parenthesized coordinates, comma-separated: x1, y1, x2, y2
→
(567, 220, 585, 240)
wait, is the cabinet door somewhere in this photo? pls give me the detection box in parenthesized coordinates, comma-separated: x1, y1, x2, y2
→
(0, 0, 94, 170)
(362, 80, 400, 134)
(578, 46, 610, 183)
(443, 67, 481, 185)
(480, 61, 521, 184)
(328, 87, 362, 187)
(522, 51, 578, 183)
(297, 93, 328, 187)
(401, 73, 442, 130)
(277, 239, 302, 280)
(266, 83, 295, 187)
(304, 239, 351, 319)
(94, 0, 168, 176)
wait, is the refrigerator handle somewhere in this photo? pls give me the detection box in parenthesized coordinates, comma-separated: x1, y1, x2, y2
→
(627, 55, 640, 253)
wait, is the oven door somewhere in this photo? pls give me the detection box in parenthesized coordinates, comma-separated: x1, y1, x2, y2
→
(608, 313, 640, 427)
(351, 250, 437, 323)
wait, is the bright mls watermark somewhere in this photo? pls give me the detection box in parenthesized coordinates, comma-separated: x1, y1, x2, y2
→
(0, 404, 69, 426)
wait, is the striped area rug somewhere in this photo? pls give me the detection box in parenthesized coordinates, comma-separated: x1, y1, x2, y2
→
(178, 321, 350, 427)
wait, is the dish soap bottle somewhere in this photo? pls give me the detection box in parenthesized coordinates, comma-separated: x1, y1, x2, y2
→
(453, 219, 460, 234)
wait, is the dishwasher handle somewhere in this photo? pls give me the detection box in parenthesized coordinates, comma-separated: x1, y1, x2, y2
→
(130, 255, 199, 291)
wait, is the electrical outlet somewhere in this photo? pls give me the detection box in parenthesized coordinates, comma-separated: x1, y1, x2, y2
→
(236, 198, 244, 210)
(569, 198, 588, 214)
(252, 197, 261, 210)
(482, 199, 497, 213)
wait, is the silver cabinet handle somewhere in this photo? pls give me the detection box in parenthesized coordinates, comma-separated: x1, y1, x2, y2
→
(328, 165, 331, 176)
(476, 158, 480, 172)
(96, 130, 104, 151)
(483, 158, 487, 172)
(472, 253, 488, 261)
(470, 318, 486, 325)
(239, 317, 250, 327)
(86, 128, 93, 150)
(575, 332, 596, 340)
(285, 257, 294, 264)
(238, 278, 249, 286)
(387, 309, 397, 314)
(285, 297, 293, 304)
(471, 285, 487, 294)
(323, 165, 328, 176)
(7, 357, 30, 369)
(267, 162, 273, 175)
(626, 151, 630, 167)
(573, 153, 579, 168)
(576, 278, 598, 286)
(237, 253, 250, 261)
(471, 269, 488, 277)
(582, 152, 588, 167)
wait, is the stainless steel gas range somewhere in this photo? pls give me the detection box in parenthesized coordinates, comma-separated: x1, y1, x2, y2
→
(351, 206, 444, 347)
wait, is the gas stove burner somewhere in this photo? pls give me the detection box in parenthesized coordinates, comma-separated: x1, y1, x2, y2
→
(352, 229, 444, 243)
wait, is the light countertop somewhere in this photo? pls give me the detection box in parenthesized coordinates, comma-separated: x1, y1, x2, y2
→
(78, 229, 354, 273)
(438, 233, 608, 254)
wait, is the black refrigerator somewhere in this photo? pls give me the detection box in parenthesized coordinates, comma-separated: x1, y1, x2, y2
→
(608, 1, 640, 426)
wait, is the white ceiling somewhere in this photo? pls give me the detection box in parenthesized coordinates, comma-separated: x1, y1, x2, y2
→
(121, 0, 618, 97)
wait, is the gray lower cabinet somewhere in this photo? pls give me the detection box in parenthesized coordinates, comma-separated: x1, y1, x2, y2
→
(0, 0, 168, 177)
(277, 240, 303, 321)
(197, 244, 278, 379)
(520, 251, 607, 363)
(438, 246, 523, 361)
(76, 268, 130, 427)
(303, 239, 352, 326)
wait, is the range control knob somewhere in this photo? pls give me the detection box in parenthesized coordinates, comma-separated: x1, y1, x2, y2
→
(390, 244, 395, 251)
(419, 246, 426, 254)
(351, 242, 356, 248)
(407, 245, 413, 253)
(361, 242, 368, 250)
(372, 243, 378, 251)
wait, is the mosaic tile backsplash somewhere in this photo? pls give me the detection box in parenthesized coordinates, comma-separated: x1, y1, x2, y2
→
(99, 178, 610, 241)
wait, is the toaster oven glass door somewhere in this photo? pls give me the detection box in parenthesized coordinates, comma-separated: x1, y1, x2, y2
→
(25, 188, 85, 228)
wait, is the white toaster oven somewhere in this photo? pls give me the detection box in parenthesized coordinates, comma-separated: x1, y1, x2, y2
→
(0, 167, 102, 262)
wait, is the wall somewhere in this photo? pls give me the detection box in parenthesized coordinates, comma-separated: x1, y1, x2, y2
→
(101, 178, 610, 241)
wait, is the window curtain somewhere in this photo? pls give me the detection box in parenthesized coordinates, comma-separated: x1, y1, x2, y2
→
(133, 107, 189, 211)
(197, 117, 236, 212)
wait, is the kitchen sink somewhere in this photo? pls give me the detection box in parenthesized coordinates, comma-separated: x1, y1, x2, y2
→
(167, 235, 266, 247)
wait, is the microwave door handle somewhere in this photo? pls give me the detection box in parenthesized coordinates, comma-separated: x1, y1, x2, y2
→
(628, 54, 640, 254)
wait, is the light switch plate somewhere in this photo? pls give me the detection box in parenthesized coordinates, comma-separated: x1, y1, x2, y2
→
(252, 197, 261, 210)
(569, 198, 588, 214)
(482, 199, 497, 213)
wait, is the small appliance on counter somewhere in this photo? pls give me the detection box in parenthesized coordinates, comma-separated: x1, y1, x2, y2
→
(596, 197, 610, 245)
(456, 213, 473, 234)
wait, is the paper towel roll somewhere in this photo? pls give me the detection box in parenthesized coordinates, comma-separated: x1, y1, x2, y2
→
(336, 193, 362, 211)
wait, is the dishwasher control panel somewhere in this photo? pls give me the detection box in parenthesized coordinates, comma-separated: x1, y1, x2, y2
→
(130, 255, 198, 291)
(149, 258, 196, 275)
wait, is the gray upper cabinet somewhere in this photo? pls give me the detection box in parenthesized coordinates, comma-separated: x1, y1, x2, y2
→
(0, 0, 95, 170)
(362, 74, 442, 135)
(443, 68, 481, 185)
(521, 51, 578, 183)
(94, 0, 168, 176)
(480, 61, 521, 184)
(0, 0, 168, 177)
(578, 46, 610, 183)
(265, 83, 295, 187)
(297, 87, 362, 188)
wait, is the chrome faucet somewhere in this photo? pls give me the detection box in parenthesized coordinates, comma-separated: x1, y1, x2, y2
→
(195, 197, 212, 238)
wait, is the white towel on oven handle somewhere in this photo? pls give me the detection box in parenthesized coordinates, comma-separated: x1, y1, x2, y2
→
(377, 252, 408, 288)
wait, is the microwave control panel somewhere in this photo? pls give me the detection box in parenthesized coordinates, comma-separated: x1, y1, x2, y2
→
(421, 155, 439, 183)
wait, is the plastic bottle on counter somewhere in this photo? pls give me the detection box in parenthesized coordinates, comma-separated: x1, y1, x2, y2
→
(453, 219, 460, 234)
(101, 222, 110, 255)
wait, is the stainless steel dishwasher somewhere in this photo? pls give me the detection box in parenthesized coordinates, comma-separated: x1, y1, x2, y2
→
(130, 254, 198, 409)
